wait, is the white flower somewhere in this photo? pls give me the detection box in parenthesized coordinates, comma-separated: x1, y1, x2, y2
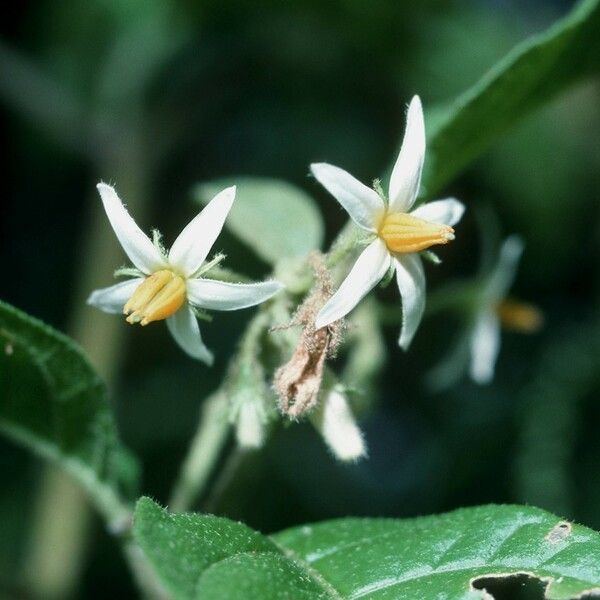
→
(469, 235, 542, 384)
(427, 234, 543, 389)
(311, 96, 465, 349)
(88, 183, 283, 364)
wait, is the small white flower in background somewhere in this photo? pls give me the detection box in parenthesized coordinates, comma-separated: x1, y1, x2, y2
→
(427, 234, 543, 389)
(469, 235, 543, 384)
(88, 183, 283, 364)
(311, 95, 465, 349)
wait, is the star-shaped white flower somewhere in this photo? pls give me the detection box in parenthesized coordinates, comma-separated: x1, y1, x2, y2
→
(312, 96, 465, 349)
(88, 183, 283, 364)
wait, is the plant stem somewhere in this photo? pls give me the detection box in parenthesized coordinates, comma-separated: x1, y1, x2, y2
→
(25, 468, 93, 600)
(169, 392, 231, 512)
(122, 539, 170, 600)
(167, 221, 362, 517)
(202, 447, 247, 513)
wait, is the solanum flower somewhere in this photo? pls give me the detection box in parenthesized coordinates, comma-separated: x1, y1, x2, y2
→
(426, 234, 543, 389)
(311, 95, 465, 349)
(469, 235, 543, 384)
(88, 183, 283, 364)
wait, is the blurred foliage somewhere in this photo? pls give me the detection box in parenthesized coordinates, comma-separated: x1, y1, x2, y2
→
(0, 0, 599, 598)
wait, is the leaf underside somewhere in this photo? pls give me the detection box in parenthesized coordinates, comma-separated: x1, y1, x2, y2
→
(134, 498, 600, 600)
(194, 176, 324, 265)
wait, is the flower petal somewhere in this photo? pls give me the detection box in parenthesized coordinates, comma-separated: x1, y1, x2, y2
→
(310, 163, 384, 232)
(87, 278, 144, 314)
(168, 186, 236, 277)
(97, 183, 164, 274)
(315, 239, 391, 329)
(469, 310, 501, 384)
(388, 96, 426, 212)
(410, 198, 465, 226)
(166, 305, 214, 364)
(312, 387, 367, 462)
(187, 279, 283, 311)
(395, 253, 426, 350)
(485, 235, 524, 302)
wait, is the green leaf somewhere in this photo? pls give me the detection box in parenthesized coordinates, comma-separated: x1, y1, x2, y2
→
(134, 498, 330, 599)
(0, 300, 137, 526)
(194, 177, 324, 265)
(134, 498, 600, 599)
(423, 0, 600, 196)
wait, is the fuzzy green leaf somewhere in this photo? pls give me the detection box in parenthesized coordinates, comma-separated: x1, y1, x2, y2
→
(0, 300, 137, 526)
(134, 497, 330, 600)
(134, 498, 600, 599)
(423, 0, 600, 196)
(194, 177, 324, 264)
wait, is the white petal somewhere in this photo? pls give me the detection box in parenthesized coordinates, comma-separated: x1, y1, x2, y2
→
(395, 254, 426, 350)
(312, 387, 366, 462)
(166, 306, 214, 364)
(389, 96, 426, 212)
(187, 279, 283, 311)
(486, 235, 524, 302)
(168, 186, 236, 277)
(410, 198, 465, 226)
(315, 239, 391, 329)
(311, 163, 384, 232)
(87, 278, 144, 314)
(469, 310, 501, 384)
(97, 183, 164, 274)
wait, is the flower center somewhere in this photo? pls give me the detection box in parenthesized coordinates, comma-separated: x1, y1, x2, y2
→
(378, 212, 455, 254)
(496, 299, 543, 333)
(124, 269, 186, 326)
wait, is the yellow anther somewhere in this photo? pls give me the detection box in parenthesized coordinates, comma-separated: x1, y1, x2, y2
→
(124, 270, 186, 326)
(497, 299, 544, 333)
(379, 212, 455, 254)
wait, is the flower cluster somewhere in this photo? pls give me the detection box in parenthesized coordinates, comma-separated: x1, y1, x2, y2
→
(88, 95, 535, 461)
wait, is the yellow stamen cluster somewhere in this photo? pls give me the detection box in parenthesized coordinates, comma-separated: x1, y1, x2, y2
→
(497, 299, 544, 333)
(379, 212, 455, 254)
(124, 270, 186, 326)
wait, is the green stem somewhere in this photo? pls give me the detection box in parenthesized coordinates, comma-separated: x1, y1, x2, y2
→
(201, 447, 247, 513)
(122, 539, 170, 600)
(168, 220, 362, 517)
(168, 309, 272, 513)
(169, 392, 231, 512)
(325, 220, 361, 269)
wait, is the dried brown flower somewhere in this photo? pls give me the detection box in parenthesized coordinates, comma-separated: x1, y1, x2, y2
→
(273, 253, 344, 418)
